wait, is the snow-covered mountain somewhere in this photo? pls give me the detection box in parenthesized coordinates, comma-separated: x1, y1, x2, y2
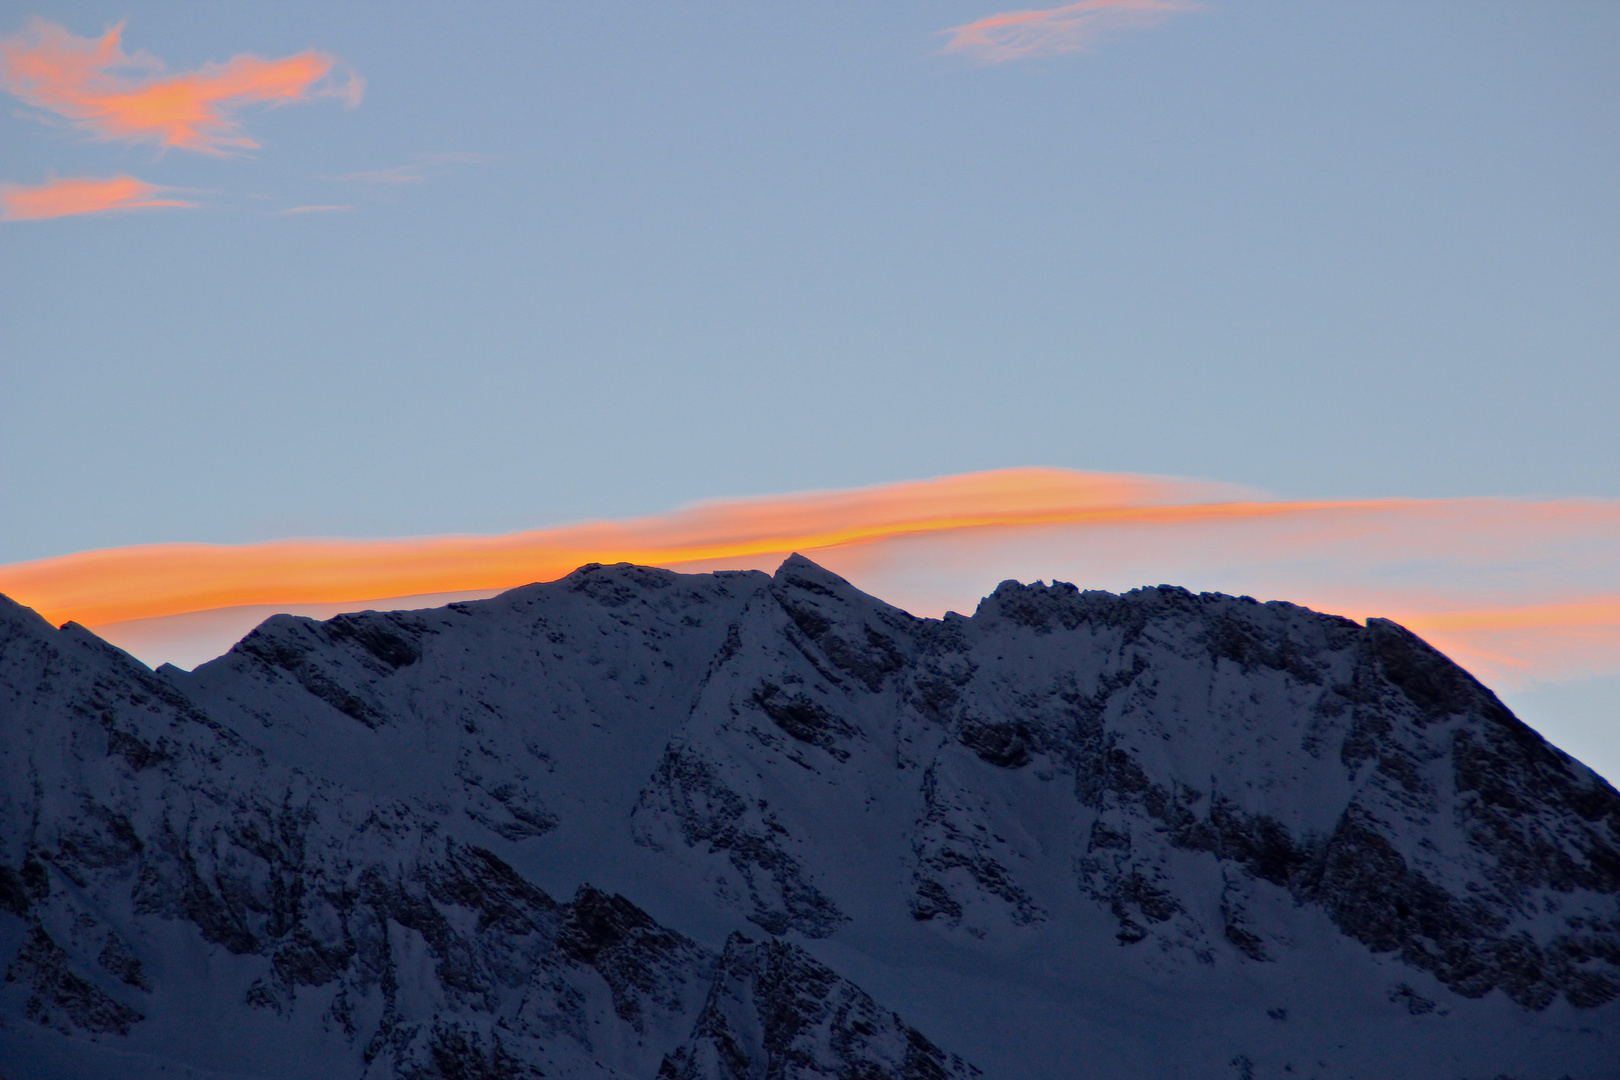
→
(2, 555, 1616, 1079)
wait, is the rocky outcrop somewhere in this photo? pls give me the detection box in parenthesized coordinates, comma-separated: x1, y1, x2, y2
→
(658, 936, 979, 1080)
(905, 579, 1620, 1007)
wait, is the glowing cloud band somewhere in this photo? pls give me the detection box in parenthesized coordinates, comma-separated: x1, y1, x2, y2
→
(0, 470, 1247, 628)
(1, 468, 1617, 692)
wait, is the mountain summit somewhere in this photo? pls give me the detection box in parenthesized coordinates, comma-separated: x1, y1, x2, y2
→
(2, 556, 1616, 1078)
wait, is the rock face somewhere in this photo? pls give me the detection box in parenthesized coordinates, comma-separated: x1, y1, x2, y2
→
(1, 556, 1616, 1079)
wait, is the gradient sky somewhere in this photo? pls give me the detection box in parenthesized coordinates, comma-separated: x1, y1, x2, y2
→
(4, 1, 1617, 562)
(1, 4, 1617, 765)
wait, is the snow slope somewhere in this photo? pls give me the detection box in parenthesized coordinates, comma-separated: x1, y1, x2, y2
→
(2, 556, 1616, 1078)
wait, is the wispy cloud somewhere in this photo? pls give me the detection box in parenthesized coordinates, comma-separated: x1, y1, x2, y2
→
(941, 0, 1199, 64)
(333, 164, 423, 184)
(0, 173, 192, 220)
(422, 152, 496, 165)
(0, 17, 362, 153)
(276, 204, 353, 214)
(2, 467, 1618, 693)
(328, 153, 495, 186)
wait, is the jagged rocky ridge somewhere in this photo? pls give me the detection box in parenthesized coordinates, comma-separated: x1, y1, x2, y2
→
(1, 556, 1617, 1079)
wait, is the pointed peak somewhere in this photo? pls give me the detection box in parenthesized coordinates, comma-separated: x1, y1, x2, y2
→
(773, 553, 854, 591)
(770, 555, 919, 640)
(771, 554, 893, 613)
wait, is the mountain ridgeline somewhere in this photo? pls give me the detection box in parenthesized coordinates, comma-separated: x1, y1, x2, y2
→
(1, 556, 1616, 1079)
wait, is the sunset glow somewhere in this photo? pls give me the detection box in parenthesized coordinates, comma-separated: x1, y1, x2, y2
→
(0, 470, 1247, 627)
(0, 173, 191, 220)
(2, 467, 1617, 689)
(0, 18, 361, 153)
(941, 0, 1198, 63)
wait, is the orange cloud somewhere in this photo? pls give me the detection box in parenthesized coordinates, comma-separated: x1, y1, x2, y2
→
(941, 0, 1199, 63)
(0, 18, 362, 153)
(2, 468, 1617, 691)
(0, 173, 192, 220)
(807, 494, 1620, 689)
(1406, 606, 1620, 692)
(1406, 598, 1620, 634)
(0, 470, 1249, 627)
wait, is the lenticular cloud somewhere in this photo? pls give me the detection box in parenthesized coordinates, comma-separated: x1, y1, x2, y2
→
(0, 17, 362, 153)
(0, 468, 1616, 690)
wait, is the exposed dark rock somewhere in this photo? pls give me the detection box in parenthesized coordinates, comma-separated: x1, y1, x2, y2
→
(327, 611, 426, 670)
(958, 720, 1033, 768)
(1389, 983, 1436, 1015)
(104, 725, 174, 770)
(1088, 821, 1131, 852)
(96, 932, 150, 991)
(237, 618, 391, 727)
(398, 1022, 546, 1080)
(0, 864, 29, 916)
(1119, 872, 1180, 924)
(771, 559, 913, 692)
(1205, 613, 1325, 685)
(956, 578, 1620, 1006)
(272, 924, 356, 988)
(663, 935, 981, 1080)
(5, 926, 144, 1036)
(751, 681, 858, 758)
(558, 885, 708, 1029)
(909, 877, 964, 923)
(638, 748, 846, 938)
(568, 562, 679, 608)
(1224, 921, 1268, 962)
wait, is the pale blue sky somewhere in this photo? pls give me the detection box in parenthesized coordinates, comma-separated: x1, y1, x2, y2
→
(2, 1, 1617, 564)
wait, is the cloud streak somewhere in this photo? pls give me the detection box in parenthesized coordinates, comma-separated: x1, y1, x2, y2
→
(334, 165, 424, 184)
(941, 0, 1199, 64)
(0, 173, 192, 220)
(0, 17, 362, 153)
(327, 154, 495, 187)
(1, 468, 1617, 693)
(0, 470, 1247, 627)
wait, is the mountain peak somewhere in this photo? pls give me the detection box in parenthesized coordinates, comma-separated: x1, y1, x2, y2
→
(1, 565, 1616, 1078)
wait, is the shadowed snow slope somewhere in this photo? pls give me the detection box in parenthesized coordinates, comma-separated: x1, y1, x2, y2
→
(1, 556, 1616, 1079)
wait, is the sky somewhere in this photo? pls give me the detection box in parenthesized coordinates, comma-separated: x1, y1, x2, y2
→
(1, 4, 1617, 771)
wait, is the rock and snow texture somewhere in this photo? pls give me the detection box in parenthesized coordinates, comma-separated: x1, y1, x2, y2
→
(1, 555, 1617, 1078)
